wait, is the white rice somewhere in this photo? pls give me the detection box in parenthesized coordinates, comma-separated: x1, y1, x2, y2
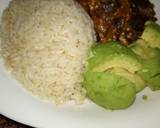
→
(0, 0, 96, 104)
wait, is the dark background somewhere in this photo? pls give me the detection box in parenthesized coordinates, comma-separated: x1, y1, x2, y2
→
(0, 115, 32, 128)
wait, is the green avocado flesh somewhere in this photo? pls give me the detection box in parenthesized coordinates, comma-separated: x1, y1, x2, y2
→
(83, 71, 136, 110)
(89, 42, 142, 73)
(83, 21, 160, 110)
(138, 58, 160, 91)
(108, 68, 146, 92)
(90, 42, 145, 92)
(130, 39, 160, 59)
(83, 41, 145, 110)
(141, 21, 160, 48)
(130, 38, 160, 91)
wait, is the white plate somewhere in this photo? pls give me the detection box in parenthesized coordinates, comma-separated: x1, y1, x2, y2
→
(0, 0, 160, 128)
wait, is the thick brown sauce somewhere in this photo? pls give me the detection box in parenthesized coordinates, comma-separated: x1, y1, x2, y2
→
(77, 0, 156, 45)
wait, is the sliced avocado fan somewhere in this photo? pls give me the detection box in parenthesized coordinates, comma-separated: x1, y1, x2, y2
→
(83, 41, 146, 110)
(88, 41, 145, 92)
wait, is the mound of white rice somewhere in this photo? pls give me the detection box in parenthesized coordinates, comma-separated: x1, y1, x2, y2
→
(0, 0, 96, 104)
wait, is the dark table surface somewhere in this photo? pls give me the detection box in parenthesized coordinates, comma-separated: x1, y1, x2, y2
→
(0, 115, 31, 128)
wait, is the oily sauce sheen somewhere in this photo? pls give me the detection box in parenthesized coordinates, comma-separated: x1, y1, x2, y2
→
(77, 0, 156, 45)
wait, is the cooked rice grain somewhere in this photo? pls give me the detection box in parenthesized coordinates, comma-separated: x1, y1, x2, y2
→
(0, 0, 96, 104)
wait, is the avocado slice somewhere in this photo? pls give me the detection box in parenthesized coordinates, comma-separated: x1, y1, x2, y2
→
(89, 42, 142, 73)
(130, 39, 160, 59)
(108, 68, 146, 92)
(130, 39, 160, 91)
(138, 57, 160, 91)
(83, 42, 148, 109)
(83, 71, 136, 110)
(141, 21, 160, 48)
